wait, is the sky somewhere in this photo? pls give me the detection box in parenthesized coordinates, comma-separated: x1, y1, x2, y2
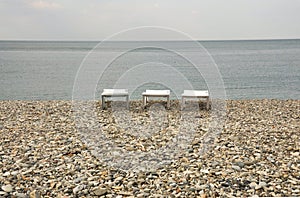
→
(0, 0, 300, 41)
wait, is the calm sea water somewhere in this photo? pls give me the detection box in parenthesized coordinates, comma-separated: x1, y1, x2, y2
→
(0, 40, 299, 100)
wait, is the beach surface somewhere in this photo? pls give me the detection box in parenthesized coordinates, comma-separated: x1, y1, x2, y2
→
(0, 100, 299, 197)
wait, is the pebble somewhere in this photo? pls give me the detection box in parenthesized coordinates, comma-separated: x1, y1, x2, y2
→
(11, 171, 19, 176)
(0, 191, 8, 196)
(249, 182, 257, 189)
(1, 184, 13, 192)
(29, 190, 40, 198)
(73, 177, 83, 183)
(200, 169, 209, 174)
(118, 191, 133, 196)
(232, 165, 241, 171)
(3, 172, 11, 177)
(235, 161, 245, 168)
(137, 193, 145, 197)
(267, 156, 275, 163)
(254, 153, 261, 158)
(256, 182, 267, 190)
(93, 187, 108, 196)
(13, 192, 27, 198)
(115, 176, 124, 182)
(73, 185, 84, 194)
(0, 100, 299, 197)
(201, 194, 207, 198)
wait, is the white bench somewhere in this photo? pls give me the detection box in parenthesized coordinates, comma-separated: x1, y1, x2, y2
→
(142, 89, 170, 109)
(101, 89, 129, 109)
(181, 90, 210, 110)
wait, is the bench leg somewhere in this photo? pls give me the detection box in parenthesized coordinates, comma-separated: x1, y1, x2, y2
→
(206, 97, 209, 110)
(101, 96, 105, 110)
(181, 97, 185, 110)
(126, 95, 129, 109)
(167, 96, 170, 109)
(143, 96, 146, 108)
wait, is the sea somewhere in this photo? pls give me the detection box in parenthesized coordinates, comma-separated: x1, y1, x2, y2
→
(0, 39, 299, 100)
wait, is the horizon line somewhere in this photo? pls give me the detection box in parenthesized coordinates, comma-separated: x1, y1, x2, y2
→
(0, 38, 299, 42)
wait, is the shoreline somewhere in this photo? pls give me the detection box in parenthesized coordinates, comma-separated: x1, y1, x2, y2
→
(0, 99, 299, 197)
(0, 98, 300, 103)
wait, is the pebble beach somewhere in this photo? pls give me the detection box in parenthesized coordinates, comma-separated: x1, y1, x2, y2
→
(0, 99, 299, 197)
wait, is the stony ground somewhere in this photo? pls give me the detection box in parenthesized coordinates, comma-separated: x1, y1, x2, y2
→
(0, 99, 299, 198)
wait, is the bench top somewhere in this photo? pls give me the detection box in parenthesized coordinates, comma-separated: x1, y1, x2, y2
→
(142, 89, 170, 96)
(182, 90, 209, 97)
(101, 89, 128, 96)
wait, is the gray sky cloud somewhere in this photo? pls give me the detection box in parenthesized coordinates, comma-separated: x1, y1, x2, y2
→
(0, 0, 299, 40)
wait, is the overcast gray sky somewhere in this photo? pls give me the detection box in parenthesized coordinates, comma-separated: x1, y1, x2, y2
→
(0, 0, 300, 40)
